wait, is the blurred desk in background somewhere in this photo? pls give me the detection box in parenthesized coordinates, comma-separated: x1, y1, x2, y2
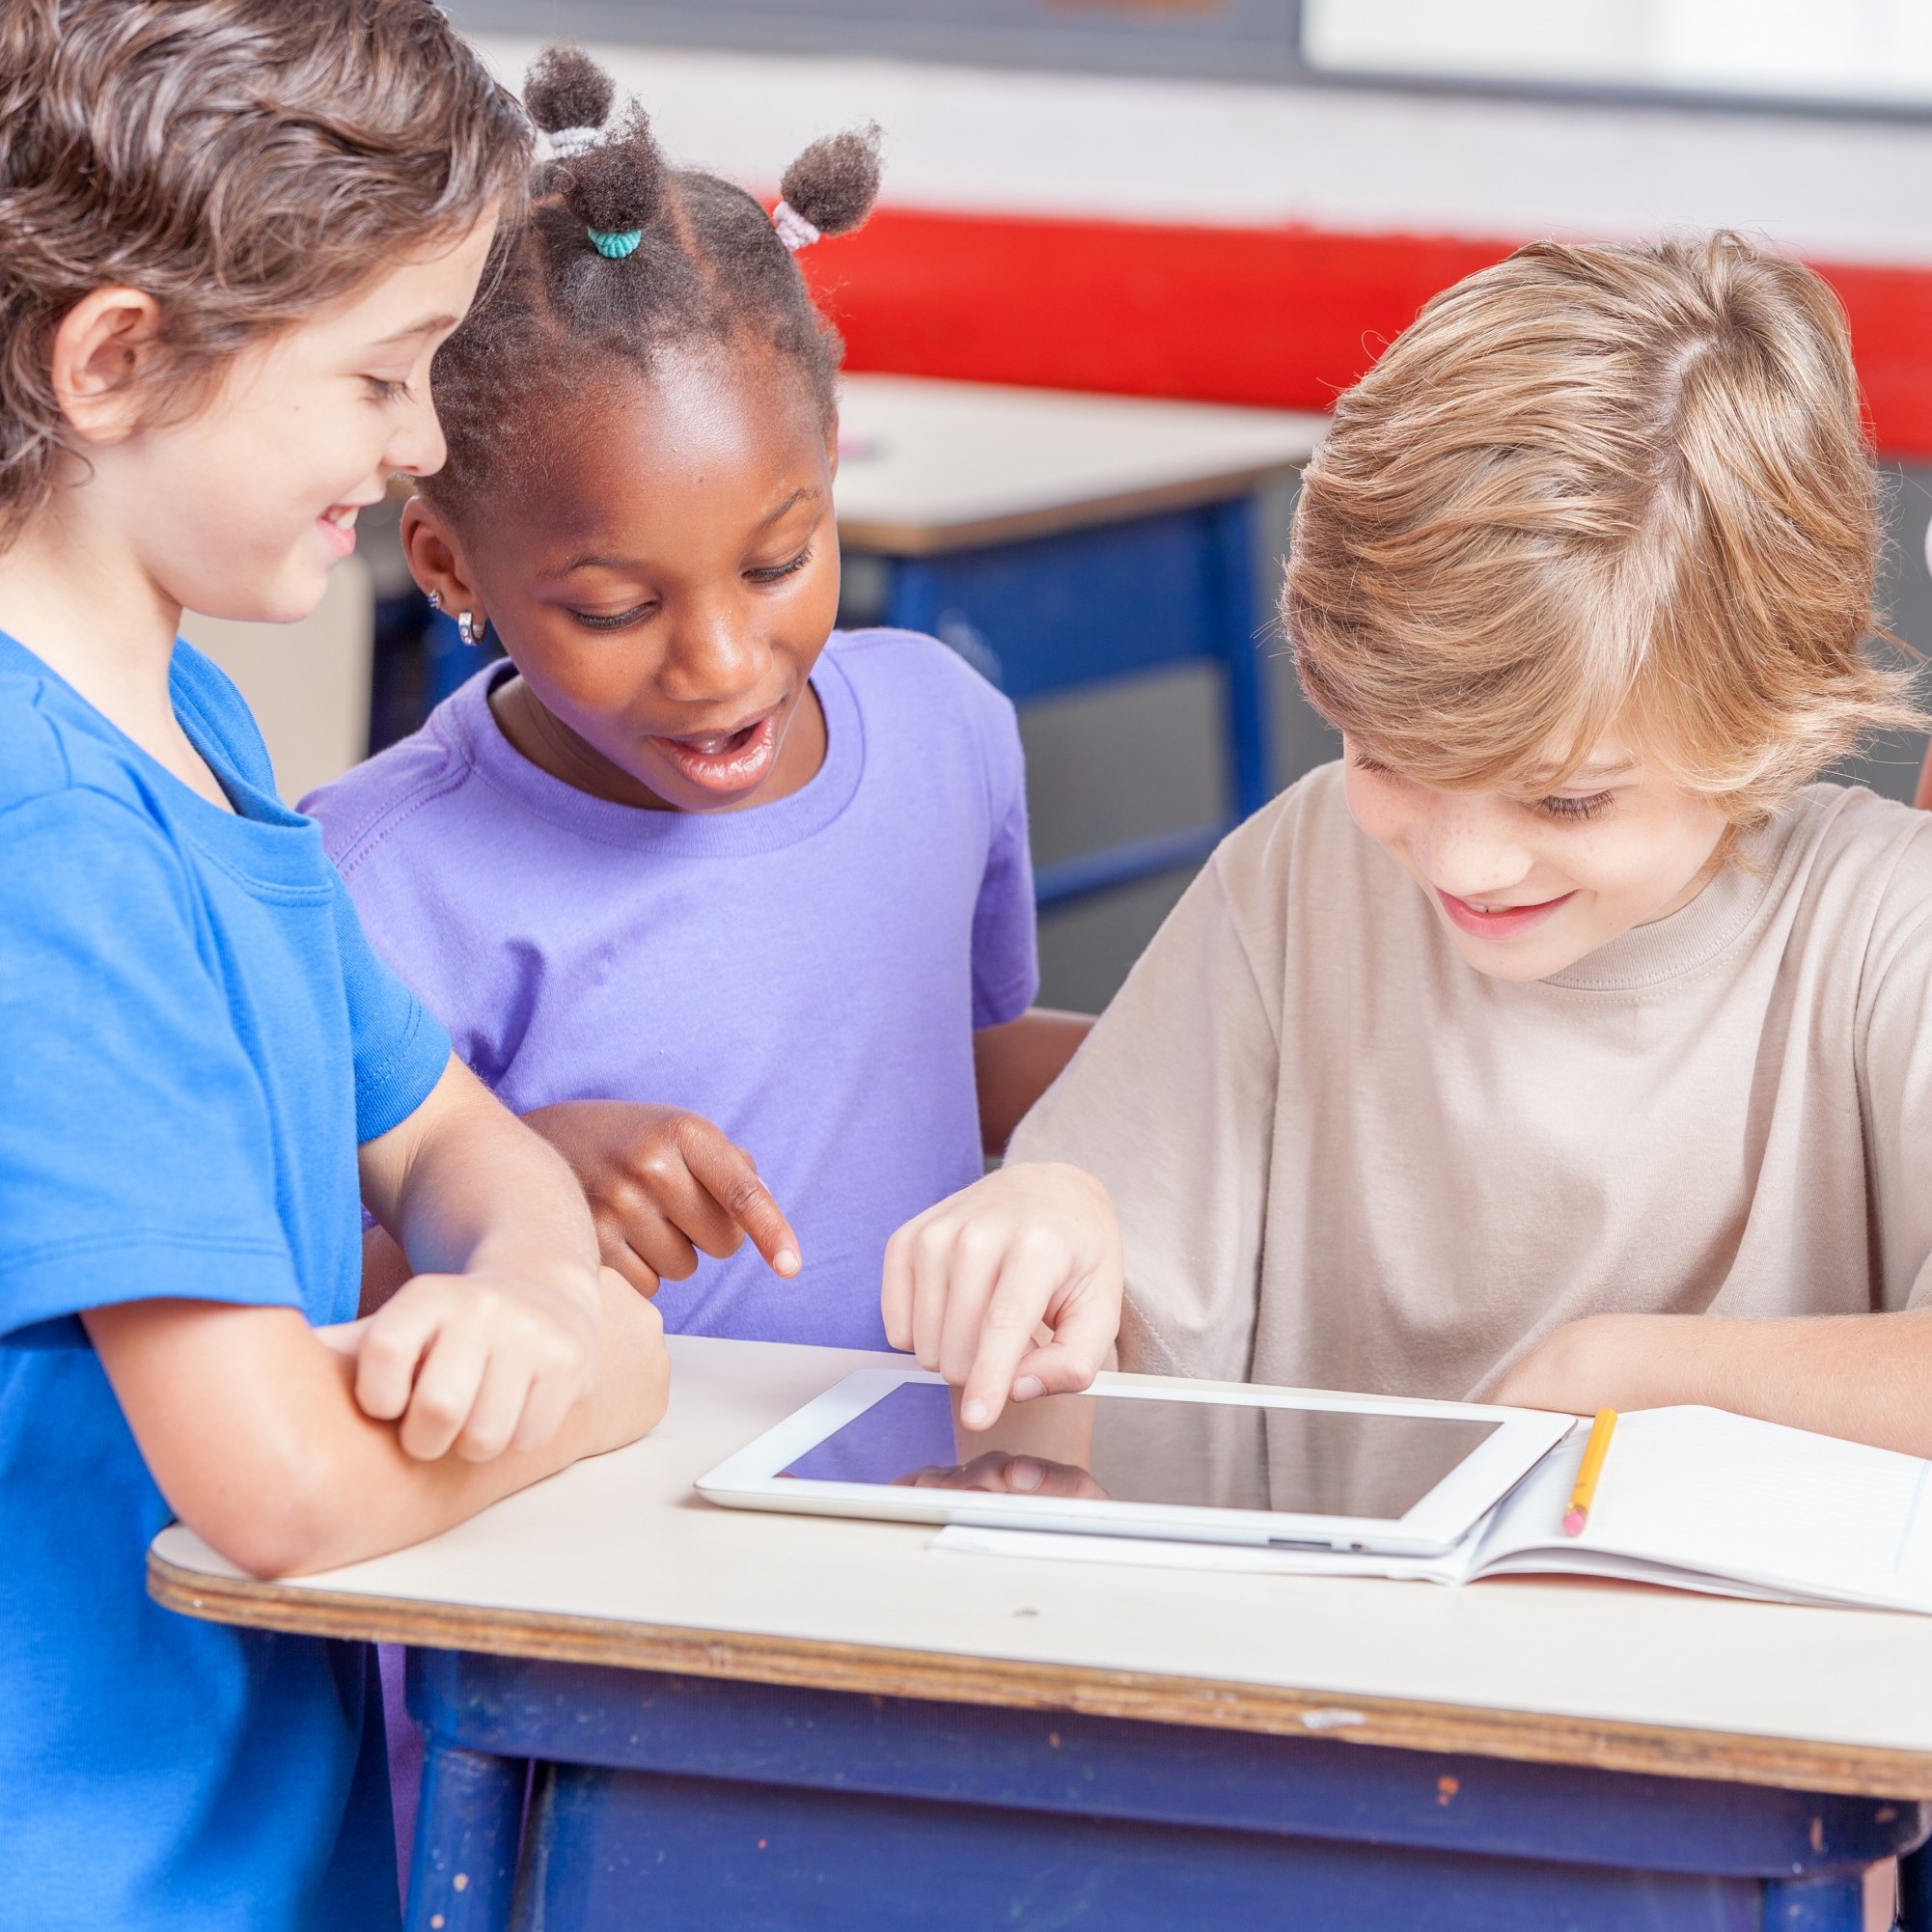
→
(832, 374, 1323, 908)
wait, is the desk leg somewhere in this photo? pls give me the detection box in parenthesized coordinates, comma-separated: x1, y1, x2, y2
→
(1901, 1842, 1932, 1930)
(1205, 493, 1273, 822)
(1763, 1871, 1875, 1930)
(404, 1740, 526, 1932)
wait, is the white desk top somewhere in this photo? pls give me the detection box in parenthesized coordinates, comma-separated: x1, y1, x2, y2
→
(152, 1336, 1932, 1797)
(830, 374, 1323, 554)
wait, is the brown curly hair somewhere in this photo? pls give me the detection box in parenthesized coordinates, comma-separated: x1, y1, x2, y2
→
(0, 0, 533, 544)
(421, 44, 883, 517)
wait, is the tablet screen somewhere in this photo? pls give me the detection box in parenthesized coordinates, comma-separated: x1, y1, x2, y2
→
(780, 1381, 1502, 1522)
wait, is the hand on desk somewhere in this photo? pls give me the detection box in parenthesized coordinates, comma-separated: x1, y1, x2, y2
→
(525, 1100, 802, 1298)
(326, 1263, 669, 1464)
(882, 1162, 1122, 1434)
(321, 1257, 606, 1463)
(93, 1269, 666, 1579)
(321, 1266, 667, 1466)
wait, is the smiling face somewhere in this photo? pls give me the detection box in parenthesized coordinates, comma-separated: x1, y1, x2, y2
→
(405, 342, 842, 814)
(71, 216, 498, 625)
(1342, 734, 1730, 981)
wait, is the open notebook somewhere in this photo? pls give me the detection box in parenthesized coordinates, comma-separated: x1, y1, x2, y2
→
(935, 1406, 1932, 1614)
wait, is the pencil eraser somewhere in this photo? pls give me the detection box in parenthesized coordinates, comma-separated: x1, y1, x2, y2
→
(1562, 1509, 1585, 1537)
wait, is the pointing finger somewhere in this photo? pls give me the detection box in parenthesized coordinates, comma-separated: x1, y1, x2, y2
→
(956, 1266, 1051, 1431)
(681, 1125, 801, 1278)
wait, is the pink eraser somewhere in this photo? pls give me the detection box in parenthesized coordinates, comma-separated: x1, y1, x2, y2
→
(1562, 1509, 1585, 1537)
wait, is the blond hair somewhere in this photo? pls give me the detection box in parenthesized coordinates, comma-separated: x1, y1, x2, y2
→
(1285, 233, 1922, 824)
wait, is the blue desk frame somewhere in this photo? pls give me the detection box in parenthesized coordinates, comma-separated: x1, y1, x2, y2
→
(845, 492, 1273, 910)
(403, 1647, 1928, 1932)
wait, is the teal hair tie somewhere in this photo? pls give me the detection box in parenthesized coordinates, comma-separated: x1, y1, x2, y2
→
(588, 227, 643, 260)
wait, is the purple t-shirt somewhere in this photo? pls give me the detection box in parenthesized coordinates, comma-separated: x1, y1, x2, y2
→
(304, 628, 1036, 1348)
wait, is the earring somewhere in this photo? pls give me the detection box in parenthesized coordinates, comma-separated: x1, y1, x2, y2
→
(456, 610, 488, 649)
(427, 591, 441, 613)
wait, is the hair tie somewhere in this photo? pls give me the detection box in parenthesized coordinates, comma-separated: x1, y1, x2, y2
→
(770, 200, 821, 253)
(588, 227, 643, 259)
(548, 125, 600, 160)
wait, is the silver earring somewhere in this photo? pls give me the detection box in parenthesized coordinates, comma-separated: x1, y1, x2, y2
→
(456, 610, 487, 649)
(427, 591, 441, 613)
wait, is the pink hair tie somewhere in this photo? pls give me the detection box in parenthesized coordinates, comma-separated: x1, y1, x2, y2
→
(771, 200, 820, 253)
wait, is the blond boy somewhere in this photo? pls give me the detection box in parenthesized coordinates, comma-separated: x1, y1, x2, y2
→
(885, 234, 1932, 1455)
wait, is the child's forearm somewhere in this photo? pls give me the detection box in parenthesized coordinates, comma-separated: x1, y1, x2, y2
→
(361, 1058, 600, 1313)
(1494, 1309, 1932, 1458)
(88, 1275, 667, 1579)
(973, 1007, 1094, 1157)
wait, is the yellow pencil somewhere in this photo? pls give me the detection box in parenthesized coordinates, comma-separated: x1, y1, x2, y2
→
(1562, 1409, 1618, 1537)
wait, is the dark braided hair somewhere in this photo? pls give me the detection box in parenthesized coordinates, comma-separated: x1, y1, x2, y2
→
(424, 45, 882, 514)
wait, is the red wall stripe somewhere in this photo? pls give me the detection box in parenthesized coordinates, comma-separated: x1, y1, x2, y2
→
(802, 207, 1932, 460)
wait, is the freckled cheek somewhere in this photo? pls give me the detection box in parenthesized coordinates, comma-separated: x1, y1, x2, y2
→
(1340, 771, 1411, 851)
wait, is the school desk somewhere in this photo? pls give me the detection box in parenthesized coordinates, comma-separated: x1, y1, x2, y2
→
(152, 1336, 1932, 1932)
(830, 374, 1324, 907)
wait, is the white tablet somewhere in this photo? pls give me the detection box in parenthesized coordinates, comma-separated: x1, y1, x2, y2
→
(696, 1367, 1576, 1557)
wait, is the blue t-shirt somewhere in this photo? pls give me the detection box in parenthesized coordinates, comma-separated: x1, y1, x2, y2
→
(0, 635, 451, 1931)
(306, 629, 1037, 1347)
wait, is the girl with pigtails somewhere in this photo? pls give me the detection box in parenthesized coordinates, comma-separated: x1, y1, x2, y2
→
(315, 45, 1088, 1335)
(304, 46, 1090, 1842)
(314, 41, 1088, 1357)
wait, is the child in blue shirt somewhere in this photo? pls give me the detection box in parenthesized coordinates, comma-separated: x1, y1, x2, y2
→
(0, 10, 666, 1929)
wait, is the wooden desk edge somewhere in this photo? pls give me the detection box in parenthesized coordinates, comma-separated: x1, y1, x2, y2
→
(837, 461, 1305, 557)
(384, 464, 1306, 546)
(149, 1549, 1932, 1801)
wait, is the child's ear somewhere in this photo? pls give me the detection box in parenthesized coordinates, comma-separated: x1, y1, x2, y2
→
(50, 288, 164, 445)
(400, 497, 486, 626)
(824, 412, 840, 482)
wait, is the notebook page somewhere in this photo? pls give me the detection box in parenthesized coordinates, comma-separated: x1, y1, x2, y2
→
(1477, 1406, 1932, 1608)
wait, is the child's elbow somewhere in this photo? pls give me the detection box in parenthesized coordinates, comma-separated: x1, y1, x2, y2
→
(188, 1465, 355, 1582)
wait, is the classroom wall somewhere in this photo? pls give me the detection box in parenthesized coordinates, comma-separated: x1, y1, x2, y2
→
(460, 33, 1932, 453)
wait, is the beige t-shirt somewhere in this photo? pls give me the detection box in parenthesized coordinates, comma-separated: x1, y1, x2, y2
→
(1009, 763, 1932, 1400)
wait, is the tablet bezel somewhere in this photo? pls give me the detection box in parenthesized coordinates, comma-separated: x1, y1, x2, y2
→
(695, 1366, 1577, 1556)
